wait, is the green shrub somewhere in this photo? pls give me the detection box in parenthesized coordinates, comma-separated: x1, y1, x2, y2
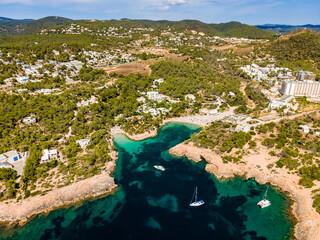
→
(299, 176, 315, 188)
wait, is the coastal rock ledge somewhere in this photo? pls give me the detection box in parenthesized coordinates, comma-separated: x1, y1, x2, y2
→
(0, 173, 117, 227)
(169, 142, 320, 240)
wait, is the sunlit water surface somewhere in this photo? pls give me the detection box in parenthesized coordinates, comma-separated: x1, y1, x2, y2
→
(1, 123, 293, 240)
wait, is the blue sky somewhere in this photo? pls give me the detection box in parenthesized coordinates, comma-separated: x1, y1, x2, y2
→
(0, 0, 319, 25)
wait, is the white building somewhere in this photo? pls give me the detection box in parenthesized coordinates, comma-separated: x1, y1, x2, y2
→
(153, 78, 164, 85)
(146, 91, 160, 101)
(76, 139, 90, 148)
(41, 149, 58, 162)
(0, 162, 14, 169)
(36, 89, 60, 95)
(77, 96, 98, 107)
(0, 150, 21, 164)
(280, 80, 320, 98)
(297, 70, 316, 81)
(268, 95, 294, 109)
(300, 125, 310, 134)
(185, 94, 196, 102)
(228, 92, 236, 97)
(16, 76, 29, 84)
(23, 114, 36, 124)
(235, 124, 251, 133)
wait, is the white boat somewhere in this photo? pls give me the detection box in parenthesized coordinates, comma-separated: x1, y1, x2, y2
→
(257, 187, 271, 208)
(189, 187, 204, 207)
(154, 165, 165, 171)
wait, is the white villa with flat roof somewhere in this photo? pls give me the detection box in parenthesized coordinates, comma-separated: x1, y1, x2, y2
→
(76, 139, 90, 148)
(146, 91, 160, 101)
(0, 150, 21, 164)
(41, 149, 58, 162)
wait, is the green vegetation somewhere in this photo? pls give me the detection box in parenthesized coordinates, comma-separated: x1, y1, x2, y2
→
(190, 121, 251, 153)
(267, 30, 320, 78)
(210, 21, 276, 39)
(0, 16, 73, 36)
(191, 113, 320, 195)
(0, 14, 319, 217)
(0, 168, 17, 182)
(245, 84, 269, 110)
(0, 17, 275, 39)
(151, 60, 246, 107)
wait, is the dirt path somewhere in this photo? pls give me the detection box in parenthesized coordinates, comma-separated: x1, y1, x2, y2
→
(240, 82, 255, 108)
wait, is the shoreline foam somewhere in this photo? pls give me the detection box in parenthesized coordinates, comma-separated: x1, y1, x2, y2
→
(169, 142, 320, 240)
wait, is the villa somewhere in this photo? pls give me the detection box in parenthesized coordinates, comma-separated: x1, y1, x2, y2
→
(0, 150, 21, 164)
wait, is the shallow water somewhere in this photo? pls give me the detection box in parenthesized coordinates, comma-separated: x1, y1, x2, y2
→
(1, 123, 293, 240)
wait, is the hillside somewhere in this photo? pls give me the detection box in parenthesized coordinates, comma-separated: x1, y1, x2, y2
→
(0, 17, 275, 39)
(91, 19, 275, 39)
(267, 29, 320, 77)
(0, 17, 33, 22)
(211, 21, 275, 39)
(0, 16, 73, 36)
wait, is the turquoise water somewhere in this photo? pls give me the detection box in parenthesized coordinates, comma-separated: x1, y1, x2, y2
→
(1, 123, 293, 240)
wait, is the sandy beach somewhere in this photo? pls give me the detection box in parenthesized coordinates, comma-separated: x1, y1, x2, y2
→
(110, 110, 234, 142)
(169, 142, 320, 240)
(163, 109, 234, 127)
(111, 126, 158, 141)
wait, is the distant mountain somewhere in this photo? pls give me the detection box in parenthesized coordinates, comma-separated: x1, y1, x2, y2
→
(210, 21, 275, 39)
(256, 24, 320, 33)
(90, 19, 275, 39)
(0, 16, 73, 36)
(0, 16, 275, 39)
(0, 17, 33, 22)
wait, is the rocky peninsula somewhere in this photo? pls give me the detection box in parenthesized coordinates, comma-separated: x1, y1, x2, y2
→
(0, 150, 119, 228)
(169, 142, 320, 240)
(0, 173, 117, 227)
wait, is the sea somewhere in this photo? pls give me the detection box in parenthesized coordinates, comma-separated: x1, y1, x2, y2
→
(1, 122, 293, 240)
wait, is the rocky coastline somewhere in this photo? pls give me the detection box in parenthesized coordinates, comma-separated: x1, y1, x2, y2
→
(0, 150, 119, 228)
(0, 173, 117, 228)
(169, 142, 320, 240)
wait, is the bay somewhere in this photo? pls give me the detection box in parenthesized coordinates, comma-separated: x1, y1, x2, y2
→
(1, 122, 293, 240)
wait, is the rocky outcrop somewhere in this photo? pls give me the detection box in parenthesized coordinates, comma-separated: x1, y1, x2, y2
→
(169, 142, 320, 240)
(0, 173, 117, 227)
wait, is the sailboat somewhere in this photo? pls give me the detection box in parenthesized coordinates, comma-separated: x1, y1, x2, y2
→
(257, 187, 271, 208)
(189, 187, 204, 207)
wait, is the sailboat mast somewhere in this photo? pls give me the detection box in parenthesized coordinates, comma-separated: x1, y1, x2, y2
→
(195, 187, 198, 202)
(263, 187, 269, 200)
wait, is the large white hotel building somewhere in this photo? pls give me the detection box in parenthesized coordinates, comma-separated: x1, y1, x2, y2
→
(280, 70, 319, 98)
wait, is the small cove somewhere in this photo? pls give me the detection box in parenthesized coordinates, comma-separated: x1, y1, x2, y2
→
(1, 122, 293, 240)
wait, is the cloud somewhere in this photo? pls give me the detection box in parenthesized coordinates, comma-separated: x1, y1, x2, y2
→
(149, 0, 188, 11)
(157, 5, 170, 10)
(168, 0, 186, 5)
(0, 0, 99, 4)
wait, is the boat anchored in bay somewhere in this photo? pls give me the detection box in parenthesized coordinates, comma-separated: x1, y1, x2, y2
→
(189, 186, 204, 207)
(154, 165, 165, 171)
(257, 187, 271, 208)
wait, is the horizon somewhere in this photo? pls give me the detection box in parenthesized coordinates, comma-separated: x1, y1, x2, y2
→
(1, 15, 319, 27)
(0, 0, 319, 26)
